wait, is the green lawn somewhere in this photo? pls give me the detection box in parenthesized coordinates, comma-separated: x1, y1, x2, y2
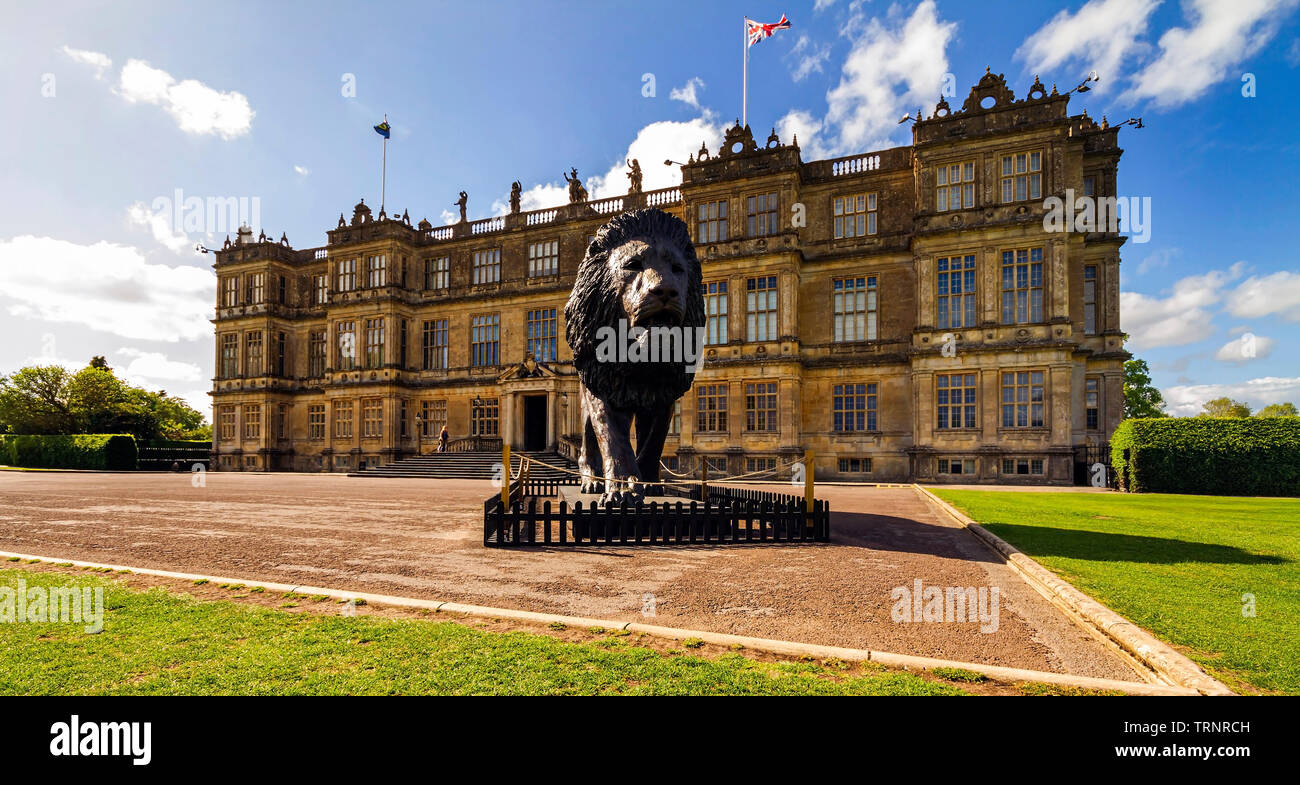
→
(931, 489, 1300, 694)
(0, 569, 966, 696)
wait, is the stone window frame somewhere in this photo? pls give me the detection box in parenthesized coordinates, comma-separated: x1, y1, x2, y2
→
(221, 276, 239, 307)
(696, 382, 729, 433)
(743, 380, 778, 432)
(363, 317, 385, 369)
(832, 275, 878, 343)
(936, 372, 977, 430)
(472, 397, 500, 437)
(745, 191, 780, 237)
(421, 318, 448, 371)
(1085, 375, 1102, 431)
(361, 397, 383, 439)
(937, 457, 977, 476)
(469, 313, 501, 368)
(1000, 246, 1045, 325)
(366, 254, 387, 288)
(745, 274, 779, 342)
(838, 457, 873, 473)
(1000, 369, 1047, 429)
(999, 148, 1043, 204)
(244, 330, 264, 377)
(936, 253, 978, 330)
(1084, 264, 1098, 335)
(313, 273, 329, 306)
(307, 404, 326, 441)
(336, 258, 357, 293)
(703, 279, 729, 345)
(1000, 457, 1046, 476)
(832, 192, 877, 238)
(527, 239, 560, 278)
(832, 381, 878, 433)
(471, 248, 501, 285)
(934, 159, 975, 212)
(424, 255, 450, 291)
(242, 403, 261, 440)
(333, 399, 353, 439)
(696, 199, 728, 243)
(526, 307, 558, 362)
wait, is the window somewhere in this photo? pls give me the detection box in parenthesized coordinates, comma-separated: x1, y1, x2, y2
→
(838, 457, 872, 473)
(242, 404, 261, 440)
(245, 273, 265, 304)
(663, 456, 680, 473)
(697, 383, 728, 433)
(833, 193, 877, 238)
(420, 399, 447, 437)
(277, 275, 287, 304)
(424, 256, 449, 290)
(1001, 458, 1045, 475)
(704, 456, 728, 474)
(472, 397, 499, 436)
(669, 401, 681, 436)
(308, 404, 326, 440)
(1084, 265, 1097, 335)
(937, 255, 977, 329)
(1086, 377, 1100, 431)
(472, 248, 500, 285)
(219, 405, 236, 441)
(366, 254, 387, 288)
(745, 381, 777, 431)
(277, 404, 289, 440)
(308, 331, 326, 377)
(833, 383, 877, 432)
(274, 331, 286, 376)
(362, 398, 383, 438)
(746, 192, 779, 237)
(526, 308, 558, 362)
(313, 274, 328, 306)
(1083, 175, 1096, 197)
(704, 281, 728, 345)
(422, 319, 448, 370)
(833, 276, 877, 342)
(399, 319, 408, 369)
(221, 276, 239, 307)
(333, 400, 353, 439)
(336, 321, 357, 371)
(1000, 248, 1044, 324)
(336, 259, 356, 292)
(470, 314, 500, 367)
(220, 333, 239, 378)
(245, 331, 263, 376)
(697, 200, 727, 243)
(936, 161, 974, 211)
(1001, 150, 1042, 203)
(528, 240, 559, 278)
(938, 458, 976, 475)
(746, 457, 776, 474)
(746, 275, 778, 341)
(1001, 371, 1045, 428)
(364, 317, 385, 368)
(937, 373, 977, 429)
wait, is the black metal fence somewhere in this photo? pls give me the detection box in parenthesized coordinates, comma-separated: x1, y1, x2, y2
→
(484, 482, 830, 547)
(1073, 441, 1115, 487)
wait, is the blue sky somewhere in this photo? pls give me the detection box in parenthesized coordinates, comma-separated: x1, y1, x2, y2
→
(1, 0, 1298, 417)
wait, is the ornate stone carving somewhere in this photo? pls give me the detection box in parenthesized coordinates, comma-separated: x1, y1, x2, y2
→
(625, 159, 643, 194)
(509, 181, 522, 214)
(563, 168, 588, 204)
(454, 191, 468, 223)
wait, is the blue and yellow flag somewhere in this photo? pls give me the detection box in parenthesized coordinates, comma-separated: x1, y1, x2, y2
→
(373, 120, 391, 139)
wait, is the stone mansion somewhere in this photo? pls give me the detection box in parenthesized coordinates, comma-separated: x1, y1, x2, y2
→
(210, 69, 1129, 483)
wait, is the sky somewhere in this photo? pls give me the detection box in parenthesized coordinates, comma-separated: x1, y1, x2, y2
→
(1, 0, 1298, 418)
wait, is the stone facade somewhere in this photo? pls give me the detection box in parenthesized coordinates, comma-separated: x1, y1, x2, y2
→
(210, 70, 1129, 483)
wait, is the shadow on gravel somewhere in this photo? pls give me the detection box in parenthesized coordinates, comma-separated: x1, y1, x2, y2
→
(831, 512, 1002, 564)
(983, 523, 1289, 566)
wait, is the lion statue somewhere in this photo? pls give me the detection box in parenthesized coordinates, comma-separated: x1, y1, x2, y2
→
(564, 208, 705, 504)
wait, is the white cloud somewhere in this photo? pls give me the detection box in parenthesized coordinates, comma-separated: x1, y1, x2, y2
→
(294, 165, 310, 176)
(1163, 376, 1300, 415)
(1136, 246, 1180, 275)
(669, 77, 706, 110)
(780, 0, 957, 158)
(1126, 0, 1300, 108)
(1120, 263, 1245, 348)
(113, 347, 203, 383)
(0, 235, 214, 342)
(117, 59, 254, 139)
(60, 46, 112, 79)
(126, 201, 191, 254)
(1015, 0, 1159, 96)
(788, 35, 832, 82)
(491, 115, 725, 215)
(1213, 334, 1277, 363)
(814, 0, 837, 11)
(1225, 271, 1300, 321)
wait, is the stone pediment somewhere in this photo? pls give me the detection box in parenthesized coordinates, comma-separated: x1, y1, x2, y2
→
(497, 356, 562, 383)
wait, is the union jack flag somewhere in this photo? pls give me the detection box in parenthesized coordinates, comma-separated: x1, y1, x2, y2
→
(745, 14, 791, 47)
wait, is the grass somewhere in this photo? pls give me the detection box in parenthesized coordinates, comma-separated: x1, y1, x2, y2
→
(0, 569, 967, 696)
(931, 489, 1300, 694)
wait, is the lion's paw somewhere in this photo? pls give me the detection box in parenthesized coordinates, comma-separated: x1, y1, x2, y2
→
(601, 477, 644, 506)
(580, 478, 605, 494)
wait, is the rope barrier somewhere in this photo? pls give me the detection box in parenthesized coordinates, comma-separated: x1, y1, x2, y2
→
(507, 452, 804, 487)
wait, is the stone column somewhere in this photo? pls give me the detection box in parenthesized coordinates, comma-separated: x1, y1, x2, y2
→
(546, 390, 556, 447)
(501, 393, 515, 448)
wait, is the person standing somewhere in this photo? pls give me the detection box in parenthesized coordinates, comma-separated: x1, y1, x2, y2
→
(438, 425, 449, 453)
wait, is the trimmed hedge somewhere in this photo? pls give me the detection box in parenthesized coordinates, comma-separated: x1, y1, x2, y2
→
(1, 434, 138, 470)
(1112, 417, 1300, 496)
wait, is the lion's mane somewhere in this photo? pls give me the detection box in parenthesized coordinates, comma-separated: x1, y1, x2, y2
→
(564, 208, 705, 411)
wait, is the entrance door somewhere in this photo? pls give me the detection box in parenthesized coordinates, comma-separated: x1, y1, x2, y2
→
(523, 395, 547, 451)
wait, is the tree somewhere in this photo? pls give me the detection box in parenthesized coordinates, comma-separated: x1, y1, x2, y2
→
(0, 366, 75, 434)
(1200, 397, 1252, 418)
(89, 356, 111, 371)
(1256, 402, 1299, 417)
(1123, 358, 1167, 419)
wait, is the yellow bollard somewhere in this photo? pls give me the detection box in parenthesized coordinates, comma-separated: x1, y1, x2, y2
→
(501, 444, 511, 509)
(804, 449, 814, 526)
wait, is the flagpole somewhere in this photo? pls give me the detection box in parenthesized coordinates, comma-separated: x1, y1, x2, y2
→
(742, 19, 748, 128)
(380, 114, 388, 215)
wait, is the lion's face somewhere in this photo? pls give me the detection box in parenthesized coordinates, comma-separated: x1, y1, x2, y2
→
(609, 238, 689, 330)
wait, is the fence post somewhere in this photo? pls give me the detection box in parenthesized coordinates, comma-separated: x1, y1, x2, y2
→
(501, 443, 511, 509)
(700, 458, 708, 501)
(804, 449, 814, 528)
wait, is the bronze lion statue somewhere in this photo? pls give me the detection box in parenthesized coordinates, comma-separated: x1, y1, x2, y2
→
(564, 208, 705, 503)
